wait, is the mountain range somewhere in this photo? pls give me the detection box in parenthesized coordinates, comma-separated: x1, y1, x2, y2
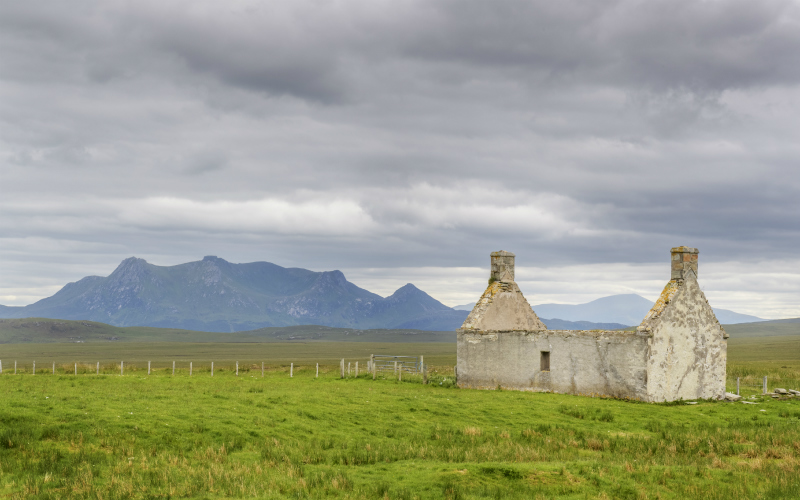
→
(0, 256, 764, 332)
(0, 256, 467, 332)
(455, 293, 763, 325)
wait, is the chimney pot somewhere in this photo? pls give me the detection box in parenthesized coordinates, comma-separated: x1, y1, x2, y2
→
(670, 246, 698, 280)
(490, 251, 515, 282)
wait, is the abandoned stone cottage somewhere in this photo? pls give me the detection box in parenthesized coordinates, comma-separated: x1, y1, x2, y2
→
(456, 248, 728, 402)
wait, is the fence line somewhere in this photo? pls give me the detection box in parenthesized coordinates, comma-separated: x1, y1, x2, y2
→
(0, 358, 452, 386)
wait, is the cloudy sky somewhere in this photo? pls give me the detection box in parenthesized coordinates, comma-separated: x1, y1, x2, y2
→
(2, 0, 799, 318)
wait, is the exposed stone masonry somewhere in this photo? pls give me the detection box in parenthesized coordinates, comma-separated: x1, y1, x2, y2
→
(457, 248, 728, 402)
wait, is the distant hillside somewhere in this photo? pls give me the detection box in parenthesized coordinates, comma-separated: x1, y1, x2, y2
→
(723, 318, 800, 338)
(457, 294, 763, 326)
(0, 318, 454, 344)
(539, 318, 629, 330)
(0, 257, 468, 332)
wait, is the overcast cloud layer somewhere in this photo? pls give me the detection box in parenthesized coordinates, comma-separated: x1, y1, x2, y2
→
(1, 0, 799, 318)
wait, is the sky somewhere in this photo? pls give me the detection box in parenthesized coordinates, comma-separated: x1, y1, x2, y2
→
(1, 0, 799, 318)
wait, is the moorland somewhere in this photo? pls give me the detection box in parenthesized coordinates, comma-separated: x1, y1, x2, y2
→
(0, 318, 799, 499)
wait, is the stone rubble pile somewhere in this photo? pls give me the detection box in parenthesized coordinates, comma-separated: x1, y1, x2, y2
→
(722, 388, 800, 402)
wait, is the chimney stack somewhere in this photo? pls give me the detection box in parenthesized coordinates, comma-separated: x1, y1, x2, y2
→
(490, 251, 515, 282)
(670, 247, 698, 280)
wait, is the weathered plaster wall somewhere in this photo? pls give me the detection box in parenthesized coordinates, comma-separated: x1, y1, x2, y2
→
(457, 329, 650, 399)
(461, 278, 546, 332)
(456, 247, 727, 402)
(640, 276, 728, 402)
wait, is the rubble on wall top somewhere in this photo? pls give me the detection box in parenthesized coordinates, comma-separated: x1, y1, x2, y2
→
(639, 280, 682, 327)
(671, 246, 698, 254)
(491, 250, 515, 257)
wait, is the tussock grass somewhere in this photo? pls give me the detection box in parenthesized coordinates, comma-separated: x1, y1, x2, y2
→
(1, 362, 800, 499)
(1, 335, 800, 498)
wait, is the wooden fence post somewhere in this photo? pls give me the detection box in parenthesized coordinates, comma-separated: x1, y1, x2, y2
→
(290, 363, 293, 378)
(316, 363, 319, 378)
(340, 359, 344, 379)
(211, 362, 214, 377)
(399, 366, 402, 381)
(190, 362, 193, 376)
(33, 361, 36, 375)
(355, 361, 359, 377)
(236, 362, 239, 376)
(261, 362, 264, 377)
(53, 362, 55, 374)
(75, 363, 77, 376)
(394, 361, 397, 374)
(172, 361, 175, 376)
(348, 362, 351, 376)
(763, 376, 768, 395)
(0, 360, 2, 374)
(148, 361, 151, 375)
(96, 362, 99, 375)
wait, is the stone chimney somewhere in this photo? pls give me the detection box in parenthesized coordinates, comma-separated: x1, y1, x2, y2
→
(490, 251, 515, 282)
(671, 246, 699, 280)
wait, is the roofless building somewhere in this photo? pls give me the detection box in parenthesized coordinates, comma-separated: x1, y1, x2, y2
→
(456, 248, 728, 402)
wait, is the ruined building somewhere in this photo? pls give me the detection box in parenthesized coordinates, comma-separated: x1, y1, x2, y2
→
(456, 248, 728, 401)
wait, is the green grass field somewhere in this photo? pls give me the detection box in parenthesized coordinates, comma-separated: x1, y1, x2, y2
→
(2, 320, 800, 499)
(2, 363, 800, 499)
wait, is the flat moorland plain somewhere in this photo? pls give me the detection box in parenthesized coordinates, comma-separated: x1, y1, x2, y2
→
(1, 324, 800, 499)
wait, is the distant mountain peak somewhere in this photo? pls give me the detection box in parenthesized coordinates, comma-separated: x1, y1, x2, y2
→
(0, 256, 469, 332)
(108, 257, 150, 283)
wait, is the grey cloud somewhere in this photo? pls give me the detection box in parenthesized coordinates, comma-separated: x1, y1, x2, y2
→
(1, 0, 799, 316)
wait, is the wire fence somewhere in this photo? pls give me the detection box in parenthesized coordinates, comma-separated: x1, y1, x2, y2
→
(0, 356, 458, 386)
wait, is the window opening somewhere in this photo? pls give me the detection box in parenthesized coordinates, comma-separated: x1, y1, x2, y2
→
(540, 351, 550, 372)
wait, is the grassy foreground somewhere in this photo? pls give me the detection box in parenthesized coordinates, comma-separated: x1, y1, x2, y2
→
(1, 364, 800, 500)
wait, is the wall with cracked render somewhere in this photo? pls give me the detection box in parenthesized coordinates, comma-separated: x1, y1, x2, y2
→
(457, 329, 650, 398)
(456, 248, 727, 402)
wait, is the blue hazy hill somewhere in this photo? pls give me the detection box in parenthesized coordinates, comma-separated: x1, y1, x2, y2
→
(455, 293, 762, 326)
(0, 256, 468, 332)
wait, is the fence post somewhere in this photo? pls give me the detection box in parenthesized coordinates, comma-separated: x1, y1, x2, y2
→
(399, 366, 402, 381)
(394, 361, 397, 374)
(190, 362, 193, 376)
(370, 354, 374, 373)
(316, 363, 319, 378)
(348, 362, 351, 376)
(96, 362, 99, 375)
(355, 361, 358, 377)
(737, 377, 740, 396)
(172, 361, 175, 376)
(148, 361, 151, 375)
(0, 360, 2, 374)
(121, 361, 123, 376)
(261, 362, 264, 377)
(33, 361, 36, 375)
(763, 376, 768, 395)
(290, 363, 293, 378)
(211, 362, 214, 377)
(373, 360, 376, 380)
(16, 361, 18, 375)
(236, 362, 239, 376)
(75, 363, 77, 376)
(53, 362, 55, 375)
(340, 359, 344, 379)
